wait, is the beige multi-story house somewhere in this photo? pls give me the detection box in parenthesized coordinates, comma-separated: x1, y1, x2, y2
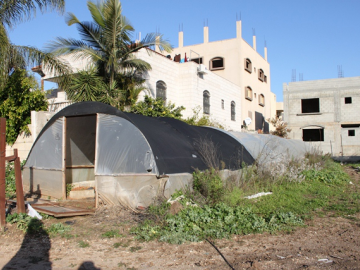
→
(283, 77, 360, 158)
(161, 20, 277, 131)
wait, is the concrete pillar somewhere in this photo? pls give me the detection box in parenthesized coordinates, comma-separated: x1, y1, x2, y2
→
(178, 31, 183, 48)
(236, 20, 242, 39)
(155, 35, 160, 52)
(264, 46, 267, 61)
(204, 26, 209, 43)
(253, 35, 256, 51)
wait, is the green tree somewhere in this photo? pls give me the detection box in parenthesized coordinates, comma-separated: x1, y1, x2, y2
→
(0, 69, 48, 144)
(48, 0, 172, 109)
(130, 96, 184, 119)
(0, 0, 69, 90)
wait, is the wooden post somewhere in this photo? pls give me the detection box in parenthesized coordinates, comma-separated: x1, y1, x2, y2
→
(14, 149, 25, 213)
(0, 118, 6, 227)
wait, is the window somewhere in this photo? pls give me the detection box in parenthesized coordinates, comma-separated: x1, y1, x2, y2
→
(203, 91, 210, 114)
(210, 57, 224, 70)
(345, 97, 352, 104)
(191, 57, 203, 64)
(259, 94, 265, 106)
(348, 130, 355, 136)
(231, 101, 236, 121)
(245, 86, 253, 101)
(258, 69, 265, 82)
(264, 75, 267, 83)
(244, 58, 252, 73)
(221, 99, 224, 109)
(301, 98, 320, 113)
(303, 128, 324, 141)
(156, 80, 167, 102)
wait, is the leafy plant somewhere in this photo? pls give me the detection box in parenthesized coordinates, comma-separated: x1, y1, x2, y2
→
(0, 69, 48, 144)
(101, 230, 123, 238)
(130, 96, 184, 119)
(183, 107, 224, 129)
(6, 213, 44, 234)
(193, 169, 224, 205)
(47, 223, 71, 235)
(5, 159, 26, 198)
(66, 184, 74, 197)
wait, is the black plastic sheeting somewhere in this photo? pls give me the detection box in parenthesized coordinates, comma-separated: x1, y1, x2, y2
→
(27, 102, 254, 175)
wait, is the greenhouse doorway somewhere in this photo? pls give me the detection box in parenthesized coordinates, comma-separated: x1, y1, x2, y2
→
(65, 115, 97, 197)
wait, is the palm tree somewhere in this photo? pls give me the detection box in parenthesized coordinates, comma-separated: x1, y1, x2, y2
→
(47, 0, 172, 109)
(0, 0, 70, 89)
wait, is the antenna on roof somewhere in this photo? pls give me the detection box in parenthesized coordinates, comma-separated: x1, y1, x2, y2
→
(299, 73, 303, 81)
(291, 69, 296, 82)
(207, 19, 208, 26)
(252, 28, 256, 36)
(337, 65, 344, 78)
(182, 23, 183, 31)
(264, 39, 267, 47)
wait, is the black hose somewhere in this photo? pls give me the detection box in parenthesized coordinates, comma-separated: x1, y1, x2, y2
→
(206, 238, 235, 270)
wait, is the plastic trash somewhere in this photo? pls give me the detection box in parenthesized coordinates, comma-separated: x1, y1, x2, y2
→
(27, 204, 42, 220)
(245, 192, 272, 199)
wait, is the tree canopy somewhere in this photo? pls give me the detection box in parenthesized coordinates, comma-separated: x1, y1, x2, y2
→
(0, 69, 48, 144)
(48, 0, 172, 109)
(0, 0, 69, 90)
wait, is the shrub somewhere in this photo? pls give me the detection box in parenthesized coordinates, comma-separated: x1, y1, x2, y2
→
(193, 169, 224, 205)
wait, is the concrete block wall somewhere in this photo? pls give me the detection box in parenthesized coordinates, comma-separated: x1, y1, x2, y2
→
(283, 77, 360, 157)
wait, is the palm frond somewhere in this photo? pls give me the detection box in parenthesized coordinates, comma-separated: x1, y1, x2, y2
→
(0, 0, 65, 28)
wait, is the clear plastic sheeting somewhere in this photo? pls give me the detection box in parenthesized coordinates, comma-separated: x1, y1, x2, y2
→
(227, 132, 311, 165)
(96, 114, 158, 175)
(25, 118, 63, 169)
(206, 127, 311, 166)
(96, 175, 166, 210)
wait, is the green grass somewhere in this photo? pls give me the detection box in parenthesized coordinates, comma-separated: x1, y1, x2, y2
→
(101, 229, 123, 238)
(131, 155, 359, 244)
(78, 240, 90, 248)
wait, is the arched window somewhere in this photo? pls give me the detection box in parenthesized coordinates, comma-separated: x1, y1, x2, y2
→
(156, 80, 167, 102)
(245, 86, 253, 101)
(244, 58, 252, 73)
(203, 90, 210, 114)
(231, 101, 236, 121)
(259, 94, 265, 106)
(210, 57, 224, 70)
(258, 69, 265, 81)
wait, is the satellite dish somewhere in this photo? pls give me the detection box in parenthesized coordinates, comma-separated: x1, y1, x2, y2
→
(244, 117, 252, 126)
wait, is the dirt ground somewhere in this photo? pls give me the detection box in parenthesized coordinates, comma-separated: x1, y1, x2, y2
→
(1, 167, 359, 270)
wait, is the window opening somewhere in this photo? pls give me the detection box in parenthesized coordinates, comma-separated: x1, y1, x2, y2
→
(244, 58, 252, 73)
(156, 80, 167, 103)
(245, 86, 253, 101)
(258, 69, 264, 82)
(203, 90, 210, 114)
(303, 128, 324, 141)
(348, 130, 355, 136)
(191, 57, 203, 64)
(231, 101, 236, 121)
(259, 94, 265, 106)
(221, 99, 224, 109)
(264, 75, 267, 83)
(345, 97, 352, 104)
(210, 57, 224, 70)
(301, 98, 319, 113)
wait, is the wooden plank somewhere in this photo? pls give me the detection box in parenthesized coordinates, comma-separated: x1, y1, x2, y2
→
(0, 118, 6, 227)
(66, 165, 94, 168)
(14, 155, 26, 213)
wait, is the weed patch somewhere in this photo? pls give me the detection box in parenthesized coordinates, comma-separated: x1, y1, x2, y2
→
(78, 240, 90, 248)
(101, 229, 123, 238)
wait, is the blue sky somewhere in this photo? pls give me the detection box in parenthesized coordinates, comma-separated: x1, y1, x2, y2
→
(8, 0, 360, 101)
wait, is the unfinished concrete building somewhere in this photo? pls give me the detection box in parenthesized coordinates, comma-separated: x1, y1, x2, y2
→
(283, 77, 360, 158)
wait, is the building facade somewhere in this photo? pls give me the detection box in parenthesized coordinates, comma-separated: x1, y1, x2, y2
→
(36, 20, 277, 132)
(164, 20, 277, 131)
(283, 77, 360, 157)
